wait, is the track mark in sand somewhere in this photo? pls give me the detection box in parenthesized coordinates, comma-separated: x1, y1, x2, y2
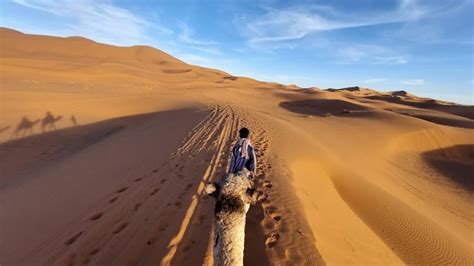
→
(150, 188, 159, 195)
(263, 180, 273, 190)
(265, 232, 280, 248)
(84, 248, 100, 264)
(65, 231, 83, 246)
(89, 212, 103, 221)
(116, 187, 128, 193)
(160, 105, 236, 265)
(159, 224, 168, 232)
(272, 215, 282, 222)
(112, 222, 128, 234)
(24, 105, 240, 264)
(147, 237, 156, 246)
(134, 203, 142, 211)
(185, 183, 193, 191)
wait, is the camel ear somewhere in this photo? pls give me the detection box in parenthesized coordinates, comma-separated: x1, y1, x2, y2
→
(205, 182, 219, 198)
(245, 188, 258, 204)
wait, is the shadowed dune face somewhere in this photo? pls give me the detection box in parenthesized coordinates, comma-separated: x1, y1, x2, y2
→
(364, 95, 474, 119)
(422, 145, 474, 192)
(391, 110, 474, 129)
(279, 99, 371, 116)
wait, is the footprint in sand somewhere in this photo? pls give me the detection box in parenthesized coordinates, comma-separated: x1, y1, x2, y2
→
(256, 191, 267, 201)
(185, 183, 193, 191)
(65, 231, 83, 245)
(134, 203, 142, 211)
(174, 201, 182, 207)
(265, 232, 280, 248)
(89, 212, 103, 221)
(263, 181, 273, 190)
(272, 215, 282, 222)
(116, 187, 128, 193)
(150, 188, 159, 195)
(159, 224, 168, 232)
(147, 237, 156, 245)
(263, 220, 276, 231)
(84, 248, 100, 264)
(112, 222, 128, 234)
(198, 215, 205, 224)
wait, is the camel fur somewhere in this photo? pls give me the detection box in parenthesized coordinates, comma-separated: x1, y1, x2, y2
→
(205, 169, 257, 266)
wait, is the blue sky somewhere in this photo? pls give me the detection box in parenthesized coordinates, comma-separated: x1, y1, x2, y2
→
(1, 0, 473, 104)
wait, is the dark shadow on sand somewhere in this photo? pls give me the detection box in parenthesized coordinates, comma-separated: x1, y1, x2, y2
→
(279, 99, 371, 117)
(245, 203, 270, 266)
(394, 110, 474, 129)
(422, 144, 474, 193)
(365, 95, 474, 119)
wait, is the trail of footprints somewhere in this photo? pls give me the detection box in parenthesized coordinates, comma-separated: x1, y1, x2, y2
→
(245, 109, 319, 264)
(44, 104, 237, 264)
(251, 129, 283, 249)
(30, 104, 308, 264)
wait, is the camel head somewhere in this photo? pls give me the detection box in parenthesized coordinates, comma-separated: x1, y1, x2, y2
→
(205, 169, 257, 214)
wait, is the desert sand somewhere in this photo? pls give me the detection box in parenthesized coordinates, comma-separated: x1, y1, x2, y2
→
(0, 27, 473, 265)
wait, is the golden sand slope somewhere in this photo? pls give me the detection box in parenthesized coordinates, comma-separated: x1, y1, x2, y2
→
(1, 28, 473, 265)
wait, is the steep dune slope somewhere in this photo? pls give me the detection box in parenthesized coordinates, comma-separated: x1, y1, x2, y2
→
(1, 28, 473, 265)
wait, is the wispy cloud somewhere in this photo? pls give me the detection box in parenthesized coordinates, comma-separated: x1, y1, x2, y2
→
(178, 22, 217, 46)
(337, 44, 408, 65)
(11, 0, 172, 46)
(401, 79, 425, 85)
(240, 0, 430, 43)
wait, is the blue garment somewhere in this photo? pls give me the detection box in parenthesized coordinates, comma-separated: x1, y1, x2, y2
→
(228, 141, 256, 174)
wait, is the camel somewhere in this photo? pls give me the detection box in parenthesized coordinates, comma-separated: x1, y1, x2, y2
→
(205, 169, 257, 266)
(41, 111, 62, 132)
(11, 117, 40, 137)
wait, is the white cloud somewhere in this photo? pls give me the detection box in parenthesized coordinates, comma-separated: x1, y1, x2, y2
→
(240, 0, 430, 44)
(175, 22, 222, 55)
(337, 44, 408, 65)
(401, 79, 425, 85)
(178, 22, 217, 46)
(11, 0, 172, 46)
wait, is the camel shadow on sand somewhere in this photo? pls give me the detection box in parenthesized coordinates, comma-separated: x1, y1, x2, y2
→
(7, 112, 80, 140)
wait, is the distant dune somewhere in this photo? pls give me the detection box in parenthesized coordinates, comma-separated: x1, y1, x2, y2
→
(1, 27, 473, 265)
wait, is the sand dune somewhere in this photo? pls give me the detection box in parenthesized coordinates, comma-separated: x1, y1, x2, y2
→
(1, 28, 473, 265)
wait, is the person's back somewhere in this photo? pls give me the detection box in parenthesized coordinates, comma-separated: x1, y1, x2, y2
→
(229, 127, 257, 177)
